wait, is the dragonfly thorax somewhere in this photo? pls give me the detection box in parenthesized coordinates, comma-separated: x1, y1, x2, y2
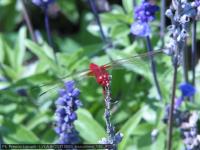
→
(97, 73, 110, 87)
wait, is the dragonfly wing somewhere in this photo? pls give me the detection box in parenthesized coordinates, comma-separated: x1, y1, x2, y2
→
(107, 49, 176, 98)
(32, 69, 91, 97)
(61, 70, 91, 82)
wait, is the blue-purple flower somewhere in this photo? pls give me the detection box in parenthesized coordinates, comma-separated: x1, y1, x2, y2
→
(174, 83, 196, 109)
(32, 0, 55, 7)
(131, 22, 151, 37)
(131, 0, 159, 37)
(194, 0, 200, 7)
(134, 0, 159, 23)
(54, 80, 82, 144)
(179, 83, 196, 97)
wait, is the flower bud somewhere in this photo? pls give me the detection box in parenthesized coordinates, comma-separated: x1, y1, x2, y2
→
(165, 9, 173, 18)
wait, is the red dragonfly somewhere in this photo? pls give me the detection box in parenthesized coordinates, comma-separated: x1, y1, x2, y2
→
(39, 48, 171, 96)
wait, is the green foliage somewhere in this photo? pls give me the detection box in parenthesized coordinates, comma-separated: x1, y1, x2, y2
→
(75, 108, 106, 143)
(0, 0, 199, 150)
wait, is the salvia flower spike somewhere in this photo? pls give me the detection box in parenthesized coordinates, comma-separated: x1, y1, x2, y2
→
(165, 2, 200, 149)
(99, 77, 123, 149)
(54, 80, 82, 144)
(131, 0, 159, 37)
(131, 0, 162, 100)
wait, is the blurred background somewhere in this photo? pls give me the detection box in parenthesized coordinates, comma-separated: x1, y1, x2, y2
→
(0, 0, 200, 149)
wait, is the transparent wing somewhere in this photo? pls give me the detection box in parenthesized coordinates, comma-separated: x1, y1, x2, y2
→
(36, 48, 174, 97)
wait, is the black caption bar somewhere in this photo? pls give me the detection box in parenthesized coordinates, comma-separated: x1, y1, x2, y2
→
(1, 144, 113, 149)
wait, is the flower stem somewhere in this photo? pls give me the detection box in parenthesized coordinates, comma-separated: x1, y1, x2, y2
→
(104, 86, 117, 150)
(160, 0, 165, 47)
(182, 44, 188, 83)
(44, 7, 57, 64)
(191, 20, 196, 102)
(21, 0, 37, 43)
(87, 0, 107, 44)
(146, 36, 162, 100)
(44, 7, 53, 47)
(191, 20, 196, 86)
(167, 57, 178, 150)
(133, 0, 137, 7)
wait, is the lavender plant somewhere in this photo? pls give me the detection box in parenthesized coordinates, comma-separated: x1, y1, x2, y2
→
(99, 78, 123, 150)
(131, 0, 162, 100)
(164, 1, 199, 149)
(164, 82, 196, 149)
(54, 80, 82, 144)
(165, 0, 198, 82)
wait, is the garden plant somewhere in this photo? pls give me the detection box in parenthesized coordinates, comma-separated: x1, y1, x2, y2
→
(0, 0, 200, 150)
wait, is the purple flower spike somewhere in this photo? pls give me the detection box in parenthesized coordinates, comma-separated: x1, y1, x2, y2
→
(135, 0, 159, 23)
(54, 80, 82, 144)
(195, 0, 200, 7)
(179, 83, 196, 97)
(131, 22, 151, 37)
(131, 1, 159, 37)
(32, 0, 55, 7)
(65, 80, 75, 93)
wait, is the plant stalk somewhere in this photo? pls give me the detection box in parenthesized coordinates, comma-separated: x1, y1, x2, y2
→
(21, 0, 37, 43)
(133, 0, 137, 7)
(87, 0, 107, 44)
(146, 36, 162, 100)
(44, 7, 57, 64)
(182, 44, 188, 83)
(167, 57, 178, 150)
(104, 86, 117, 150)
(44, 7, 53, 47)
(161, 0, 165, 47)
(191, 20, 196, 102)
(191, 20, 196, 86)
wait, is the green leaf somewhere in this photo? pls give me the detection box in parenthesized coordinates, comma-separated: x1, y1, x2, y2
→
(15, 26, 26, 70)
(151, 132, 165, 150)
(25, 40, 57, 72)
(122, 0, 134, 13)
(0, 35, 5, 63)
(74, 108, 106, 143)
(119, 108, 143, 150)
(0, 118, 40, 144)
(101, 12, 133, 25)
(4, 43, 15, 68)
(41, 129, 56, 144)
(142, 105, 156, 123)
(57, 0, 79, 23)
(137, 133, 152, 150)
(2, 64, 17, 79)
(133, 123, 154, 136)
(111, 23, 130, 38)
(27, 112, 52, 130)
(0, 104, 17, 114)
